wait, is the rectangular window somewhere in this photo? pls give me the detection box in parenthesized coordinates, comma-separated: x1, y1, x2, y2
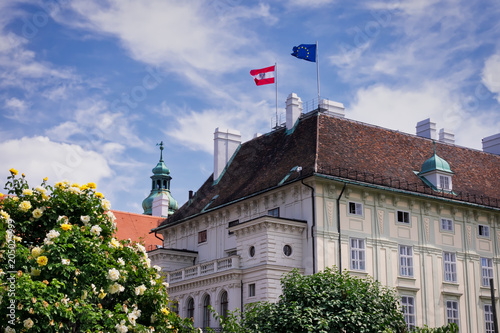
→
(348, 202, 363, 216)
(401, 296, 416, 330)
(198, 230, 207, 244)
(350, 238, 365, 271)
(439, 175, 450, 190)
(441, 218, 454, 232)
(268, 208, 279, 217)
(479, 225, 490, 238)
(249, 283, 256, 297)
(443, 252, 457, 283)
(485, 304, 494, 333)
(482, 258, 494, 287)
(397, 211, 410, 224)
(446, 300, 459, 326)
(399, 245, 413, 277)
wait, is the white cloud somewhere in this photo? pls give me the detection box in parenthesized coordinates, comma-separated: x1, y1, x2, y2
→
(482, 53, 500, 103)
(347, 83, 500, 149)
(165, 101, 270, 153)
(45, 99, 146, 151)
(287, 0, 334, 8)
(56, 0, 270, 74)
(0, 136, 112, 186)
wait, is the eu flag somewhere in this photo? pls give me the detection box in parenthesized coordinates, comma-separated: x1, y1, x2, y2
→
(291, 44, 316, 62)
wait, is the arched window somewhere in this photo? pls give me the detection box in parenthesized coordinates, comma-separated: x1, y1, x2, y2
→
(171, 299, 179, 315)
(187, 297, 194, 320)
(220, 291, 228, 320)
(203, 295, 211, 328)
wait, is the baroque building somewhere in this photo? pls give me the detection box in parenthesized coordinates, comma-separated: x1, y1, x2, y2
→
(148, 93, 500, 332)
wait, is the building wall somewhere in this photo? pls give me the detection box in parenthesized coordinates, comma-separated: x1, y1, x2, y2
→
(315, 179, 500, 332)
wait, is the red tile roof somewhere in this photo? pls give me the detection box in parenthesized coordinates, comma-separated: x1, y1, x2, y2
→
(160, 111, 500, 228)
(112, 210, 163, 250)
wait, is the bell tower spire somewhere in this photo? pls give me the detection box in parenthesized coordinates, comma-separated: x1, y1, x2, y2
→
(142, 142, 179, 216)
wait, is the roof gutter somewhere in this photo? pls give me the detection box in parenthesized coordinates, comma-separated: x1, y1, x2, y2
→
(315, 174, 500, 212)
(151, 173, 315, 232)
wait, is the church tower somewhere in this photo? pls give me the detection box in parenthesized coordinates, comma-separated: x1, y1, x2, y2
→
(142, 142, 179, 216)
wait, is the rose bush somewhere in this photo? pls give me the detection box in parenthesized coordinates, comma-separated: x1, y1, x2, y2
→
(0, 170, 195, 332)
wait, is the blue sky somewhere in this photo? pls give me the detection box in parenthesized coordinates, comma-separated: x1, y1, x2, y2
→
(1, 0, 499, 213)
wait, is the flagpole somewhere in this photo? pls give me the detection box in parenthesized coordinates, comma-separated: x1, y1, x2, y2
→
(275, 62, 278, 128)
(316, 41, 320, 108)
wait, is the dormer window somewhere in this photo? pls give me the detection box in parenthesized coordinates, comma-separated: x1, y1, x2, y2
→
(416, 144, 454, 192)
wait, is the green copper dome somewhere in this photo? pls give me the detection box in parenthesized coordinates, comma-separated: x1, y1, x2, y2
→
(152, 161, 170, 176)
(419, 153, 453, 175)
(142, 141, 178, 216)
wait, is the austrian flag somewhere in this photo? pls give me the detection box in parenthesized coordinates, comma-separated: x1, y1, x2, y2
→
(250, 65, 275, 86)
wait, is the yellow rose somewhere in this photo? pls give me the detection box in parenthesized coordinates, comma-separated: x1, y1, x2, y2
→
(22, 189, 33, 196)
(32, 208, 43, 219)
(0, 192, 4, 197)
(0, 210, 10, 221)
(31, 247, 43, 258)
(60, 224, 72, 231)
(95, 192, 104, 198)
(37, 256, 48, 266)
(86, 182, 97, 189)
(43, 177, 48, 181)
(19, 201, 32, 212)
(161, 308, 169, 315)
(9, 168, 18, 176)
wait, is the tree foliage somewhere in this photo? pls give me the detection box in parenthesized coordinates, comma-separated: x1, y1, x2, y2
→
(243, 267, 408, 333)
(0, 170, 196, 332)
(213, 268, 460, 333)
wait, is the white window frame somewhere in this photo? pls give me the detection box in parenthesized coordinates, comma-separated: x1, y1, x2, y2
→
(443, 252, 457, 283)
(401, 296, 416, 330)
(440, 218, 454, 232)
(446, 300, 459, 326)
(249, 283, 256, 297)
(397, 211, 410, 224)
(485, 304, 495, 333)
(481, 257, 494, 287)
(479, 224, 491, 238)
(350, 238, 366, 271)
(439, 175, 451, 190)
(399, 245, 413, 277)
(348, 202, 363, 216)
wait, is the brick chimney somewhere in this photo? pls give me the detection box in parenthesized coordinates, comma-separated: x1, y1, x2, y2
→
(214, 128, 241, 181)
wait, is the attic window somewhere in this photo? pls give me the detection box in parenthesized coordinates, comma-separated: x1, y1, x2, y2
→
(268, 208, 280, 217)
(438, 175, 451, 190)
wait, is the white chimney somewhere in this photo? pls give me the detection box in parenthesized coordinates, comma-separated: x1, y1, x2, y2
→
(214, 128, 241, 181)
(438, 128, 455, 144)
(416, 118, 437, 140)
(286, 93, 303, 130)
(320, 99, 345, 118)
(482, 133, 500, 155)
(152, 193, 169, 217)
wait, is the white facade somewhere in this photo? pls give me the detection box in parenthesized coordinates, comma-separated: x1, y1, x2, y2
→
(148, 95, 500, 331)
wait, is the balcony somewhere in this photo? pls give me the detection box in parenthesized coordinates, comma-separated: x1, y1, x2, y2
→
(167, 255, 240, 284)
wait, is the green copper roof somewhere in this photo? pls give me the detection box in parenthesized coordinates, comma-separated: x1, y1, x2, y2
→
(419, 153, 453, 175)
(152, 161, 170, 176)
(142, 191, 179, 216)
